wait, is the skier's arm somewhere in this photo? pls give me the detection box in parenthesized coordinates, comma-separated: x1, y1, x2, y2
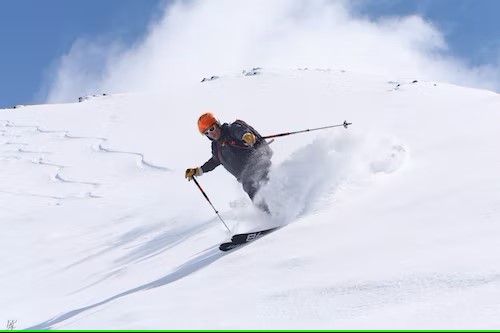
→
(185, 152, 220, 181)
(185, 156, 219, 181)
(201, 156, 220, 173)
(198, 142, 221, 175)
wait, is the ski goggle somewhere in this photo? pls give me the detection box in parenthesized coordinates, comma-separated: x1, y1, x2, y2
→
(204, 125, 217, 136)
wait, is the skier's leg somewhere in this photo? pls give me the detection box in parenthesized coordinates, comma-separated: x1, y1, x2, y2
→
(242, 177, 270, 214)
(242, 180, 258, 201)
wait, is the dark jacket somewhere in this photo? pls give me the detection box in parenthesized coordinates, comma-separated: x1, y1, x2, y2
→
(201, 120, 272, 183)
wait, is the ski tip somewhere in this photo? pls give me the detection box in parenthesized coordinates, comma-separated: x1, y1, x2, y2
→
(219, 242, 242, 252)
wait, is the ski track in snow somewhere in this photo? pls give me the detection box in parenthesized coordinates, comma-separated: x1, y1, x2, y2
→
(94, 142, 169, 171)
(0, 119, 171, 201)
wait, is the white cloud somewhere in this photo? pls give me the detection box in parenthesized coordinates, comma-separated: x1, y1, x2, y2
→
(45, 37, 126, 102)
(44, 0, 500, 102)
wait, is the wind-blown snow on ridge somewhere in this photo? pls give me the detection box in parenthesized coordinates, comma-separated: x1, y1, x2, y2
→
(1, 68, 500, 329)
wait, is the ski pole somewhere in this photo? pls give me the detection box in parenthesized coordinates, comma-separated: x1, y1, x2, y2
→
(262, 120, 352, 140)
(192, 176, 231, 232)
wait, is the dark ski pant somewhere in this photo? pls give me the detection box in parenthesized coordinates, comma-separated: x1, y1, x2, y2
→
(242, 176, 267, 201)
(240, 159, 271, 213)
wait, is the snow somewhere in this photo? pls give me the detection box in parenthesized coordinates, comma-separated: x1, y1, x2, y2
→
(1, 68, 500, 329)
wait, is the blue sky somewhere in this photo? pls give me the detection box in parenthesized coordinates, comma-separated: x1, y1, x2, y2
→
(354, 0, 500, 67)
(0, 0, 163, 107)
(1, 0, 499, 108)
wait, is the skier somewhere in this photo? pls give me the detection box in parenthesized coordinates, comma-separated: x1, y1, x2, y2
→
(185, 112, 273, 212)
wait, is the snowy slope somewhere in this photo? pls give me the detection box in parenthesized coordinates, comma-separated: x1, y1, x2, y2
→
(1, 69, 500, 329)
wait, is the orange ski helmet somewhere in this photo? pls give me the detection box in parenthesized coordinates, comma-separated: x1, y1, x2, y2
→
(197, 112, 219, 133)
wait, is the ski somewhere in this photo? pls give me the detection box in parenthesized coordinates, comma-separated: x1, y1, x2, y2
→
(219, 227, 279, 252)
